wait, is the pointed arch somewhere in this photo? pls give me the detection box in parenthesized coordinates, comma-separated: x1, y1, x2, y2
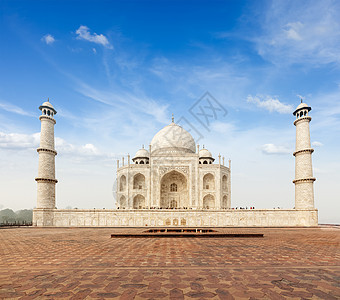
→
(222, 175, 228, 191)
(119, 175, 126, 191)
(120, 195, 126, 208)
(160, 170, 188, 208)
(203, 194, 215, 209)
(222, 195, 228, 209)
(203, 173, 215, 190)
(133, 173, 145, 189)
(133, 194, 145, 209)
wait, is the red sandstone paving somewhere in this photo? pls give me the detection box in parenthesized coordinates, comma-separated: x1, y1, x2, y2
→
(0, 227, 339, 299)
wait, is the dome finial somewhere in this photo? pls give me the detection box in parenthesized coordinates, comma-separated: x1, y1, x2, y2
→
(142, 144, 144, 149)
(47, 97, 49, 102)
(301, 99, 303, 103)
(171, 113, 174, 123)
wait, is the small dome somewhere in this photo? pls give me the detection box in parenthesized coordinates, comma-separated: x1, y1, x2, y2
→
(39, 99, 57, 114)
(42, 101, 54, 109)
(293, 101, 311, 116)
(134, 148, 149, 159)
(150, 122, 196, 154)
(199, 148, 212, 158)
(295, 102, 308, 110)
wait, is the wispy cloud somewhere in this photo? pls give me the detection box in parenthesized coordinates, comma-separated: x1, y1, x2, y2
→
(55, 137, 117, 160)
(312, 141, 323, 147)
(0, 131, 118, 160)
(253, 0, 340, 65)
(261, 143, 291, 155)
(41, 34, 55, 45)
(310, 89, 340, 132)
(0, 132, 40, 150)
(247, 95, 292, 113)
(75, 81, 168, 123)
(0, 101, 33, 116)
(284, 22, 303, 41)
(211, 121, 236, 134)
(76, 25, 113, 49)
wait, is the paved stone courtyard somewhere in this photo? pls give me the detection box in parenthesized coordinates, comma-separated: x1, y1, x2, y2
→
(0, 227, 339, 299)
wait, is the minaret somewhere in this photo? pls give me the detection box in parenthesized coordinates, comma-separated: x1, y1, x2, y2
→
(35, 99, 58, 209)
(293, 100, 316, 209)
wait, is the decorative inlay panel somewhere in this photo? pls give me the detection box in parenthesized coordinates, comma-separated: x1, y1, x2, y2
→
(159, 166, 189, 175)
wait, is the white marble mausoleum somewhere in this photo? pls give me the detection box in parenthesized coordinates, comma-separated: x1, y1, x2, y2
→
(33, 100, 318, 227)
(116, 117, 231, 211)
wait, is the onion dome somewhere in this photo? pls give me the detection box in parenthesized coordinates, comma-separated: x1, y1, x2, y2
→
(132, 146, 149, 164)
(199, 148, 212, 158)
(293, 100, 311, 116)
(150, 122, 196, 154)
(39, 99, 57, 115)
(133, 148, 149, 160)
(199, 146, 215, 164)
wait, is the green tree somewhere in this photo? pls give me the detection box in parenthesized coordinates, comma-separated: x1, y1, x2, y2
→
(0, 209, 17, 224)
(16, 210, 33, 224)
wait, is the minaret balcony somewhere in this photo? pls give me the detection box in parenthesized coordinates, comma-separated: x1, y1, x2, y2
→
(292, 178, 316, 184)
(293, 148, 314, 156)
(35, 177, 58, 183)
(37, 147, 57, 155)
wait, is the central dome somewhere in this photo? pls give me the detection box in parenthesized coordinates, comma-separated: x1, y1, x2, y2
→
(150, 122, 196, 154)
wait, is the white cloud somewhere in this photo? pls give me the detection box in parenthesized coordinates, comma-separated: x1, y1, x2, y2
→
(308, 89, 340, 132)
(75, 81, 168, 123)
(92, 48, 97, 54)
(55, 137, 118, 160)
(76, 25, 113, 49)
(284, 22, 303, 41)
(254, 0, 340, 65)
(312, 141, 323, 147)
(0, 101, 33, 116)
(211, 121, 236, 134)
(261, 143, 291, 155)
(247, 95, 293, 114)
(41, 34, 55, 45)
(55, 137, 103, 157)
(0, 132, 40, 150)
(0, 132, 117, 160)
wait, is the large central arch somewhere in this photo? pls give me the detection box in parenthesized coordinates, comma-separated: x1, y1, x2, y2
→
(160, 170, 188, 208)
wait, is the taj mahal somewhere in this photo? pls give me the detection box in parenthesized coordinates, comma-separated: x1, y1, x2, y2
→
(33, 100, 318, 227)
(116, 115, 231, 211)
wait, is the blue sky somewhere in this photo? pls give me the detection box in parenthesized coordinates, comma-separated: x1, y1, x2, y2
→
(0, 0, 339, 223)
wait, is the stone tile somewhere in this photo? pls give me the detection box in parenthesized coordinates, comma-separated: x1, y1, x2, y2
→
(0, 227, 339, 299)
(138, 291, 168, 298)
(186, 291, 217, 298)
(215, 288, 235, 300)
(119, 289, 138, 300)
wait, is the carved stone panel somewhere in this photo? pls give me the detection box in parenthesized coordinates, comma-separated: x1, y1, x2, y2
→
(159, 166, 189, 176)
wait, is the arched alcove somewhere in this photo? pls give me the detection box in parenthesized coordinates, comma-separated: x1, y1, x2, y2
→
(133, 173, 145, 190)
(120, 195, 126, 208)
(119, 175, 126, 191)
(203, 173, 215, 190)
(222, 175, 228, 191)
(160, 170, 188, 208)
(222, 195, 228, 209)
(133, 194, 145, 209)
(203, 194, 215, 209)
